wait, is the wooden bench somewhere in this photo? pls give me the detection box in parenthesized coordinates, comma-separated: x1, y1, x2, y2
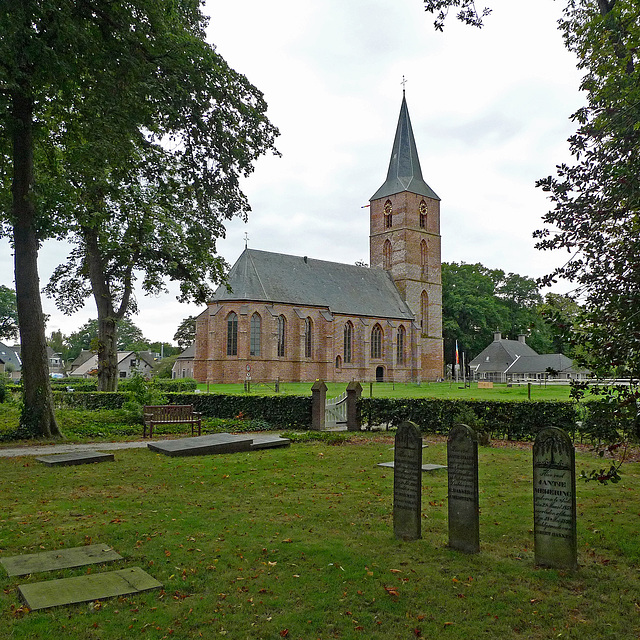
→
(143, 405, 202, 438)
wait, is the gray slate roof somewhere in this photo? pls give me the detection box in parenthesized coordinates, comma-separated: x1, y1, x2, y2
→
(370, 93, 440, 201)
(505, 354, 580, 375)
(469, 338, 538, 374)
(212, 249, 414, 321)
(0, 342, 21, 371)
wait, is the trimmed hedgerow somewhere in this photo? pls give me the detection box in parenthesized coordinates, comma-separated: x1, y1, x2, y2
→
(164, 392, 311, 430)
(360, 397, 578, 440)
(52, 391, 129, 410)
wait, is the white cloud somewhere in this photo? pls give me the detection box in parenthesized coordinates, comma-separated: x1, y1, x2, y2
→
(0, 0, 585, 343)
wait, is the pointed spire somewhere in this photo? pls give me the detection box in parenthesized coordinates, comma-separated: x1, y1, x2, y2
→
(370, 93, 439, 201)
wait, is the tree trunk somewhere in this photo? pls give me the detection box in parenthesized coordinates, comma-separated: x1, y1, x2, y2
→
(83, 226, 119, 392)
(11, 90, 61, 438)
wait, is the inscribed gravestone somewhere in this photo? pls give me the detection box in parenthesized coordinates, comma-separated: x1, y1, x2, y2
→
(533, 427, 577, 570)
(393, 421, 422, 540)
(447, 424, 479, 553)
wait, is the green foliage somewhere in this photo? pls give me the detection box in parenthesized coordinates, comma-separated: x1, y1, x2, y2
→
(120, 372, 166, 423)
(149, 377, 197, 392)
(65, 318, 149, 361)
(280, 430, 350, 445)
(0, 285, 18, 340)
(52, 391, 129, 410)
(361, 397, 578, 440)
(442, 262, 552, 362)
(174, 315, 197, 350)
(166, 392, 312, 430)
(0, 375, 5, 403)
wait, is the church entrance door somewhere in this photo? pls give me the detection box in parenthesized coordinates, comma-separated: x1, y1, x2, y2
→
(376, 366, 384, 382)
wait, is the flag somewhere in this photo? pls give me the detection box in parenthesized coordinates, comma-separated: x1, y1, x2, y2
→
(455, 340, 459, 365)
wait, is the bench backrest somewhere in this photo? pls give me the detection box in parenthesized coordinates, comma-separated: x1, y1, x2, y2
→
(144, 405, 194, 421)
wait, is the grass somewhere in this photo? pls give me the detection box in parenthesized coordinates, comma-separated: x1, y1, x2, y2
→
(0, 435, 638, 639)
(198, 381, 574, 402)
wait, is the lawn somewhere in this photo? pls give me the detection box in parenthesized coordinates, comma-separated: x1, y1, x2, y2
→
(0, 435, 638, 639)
(198, 381, 574, 402)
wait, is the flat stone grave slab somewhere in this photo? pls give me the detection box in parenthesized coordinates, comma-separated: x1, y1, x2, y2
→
(19, 567, 162, 611)
(378, 461, 446, 472)
(250, 435, 291, 450)
(35, 451, 114, 467)
(148, 433, 254, 457)
(1, 544, 122, 577)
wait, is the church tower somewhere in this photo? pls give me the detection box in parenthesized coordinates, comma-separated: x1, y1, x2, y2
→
(369, 92, 443, 379)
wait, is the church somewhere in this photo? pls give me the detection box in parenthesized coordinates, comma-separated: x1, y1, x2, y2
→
(193, 93, 444, 384)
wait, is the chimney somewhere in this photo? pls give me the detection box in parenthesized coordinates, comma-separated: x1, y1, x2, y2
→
(518, 334, 526, 344)
(493, 331, 502, 342)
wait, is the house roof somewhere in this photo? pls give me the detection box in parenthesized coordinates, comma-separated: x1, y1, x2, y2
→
(70, 351, 155, 377)
(0, 342, 21, 371)
(176, 343, 195, 359)
(505, 354, 583, 375)
(370, 93, 439, 202)
(211, 249, 415, 321)
(469, 337, 539, 374)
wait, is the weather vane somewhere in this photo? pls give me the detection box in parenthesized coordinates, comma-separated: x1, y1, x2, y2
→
(401, 75, 407, 93)
(244, 232, 249, 249)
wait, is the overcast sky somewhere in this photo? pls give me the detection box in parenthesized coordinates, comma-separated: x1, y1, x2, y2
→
(0, 0, 584, 345)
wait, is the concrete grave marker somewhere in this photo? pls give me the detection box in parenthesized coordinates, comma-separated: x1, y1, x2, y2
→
(35, 451, 114, 467)
(393, 421, 422, 540)
(19, 567, 162, 611)
(447, 424, 480, 553)
(533, 427, 577, 570)
(147, 432, 289, 457)
(1, 544, 121, 577)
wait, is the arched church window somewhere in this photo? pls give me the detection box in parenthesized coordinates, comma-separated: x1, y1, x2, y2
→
(277, 315, 286, 357)
(250, 313, 261, 356)
(227, 312, 238, 356)
(343, 322, 353, 363)
(335, 355, 342, 369)
(397, 325, 405, 364)
(421, 291, 429, 333)
(383, 240, 392, 270)
(371, 324, 383, 359)
(384, 200, 393, 229)
(420, 239, 428, 273)
(419, 200, 428, 229)
(304, 317, 313, 358)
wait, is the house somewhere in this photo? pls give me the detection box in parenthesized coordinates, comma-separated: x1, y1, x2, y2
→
(172, 343, 195, 379)
(0, 342, 21, 381)
(469, 332, 589, 382)
(193, 93, 444, 384)
(47, 347, 65, 378)
(68, 350, 156, 379)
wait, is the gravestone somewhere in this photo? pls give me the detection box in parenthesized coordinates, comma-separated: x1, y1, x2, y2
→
(19, 567, 162, 611)
(35, 451, 114, 467)
(393, 421, 422, 540)
(447, 424, 479, 553)
(533, 427, 577, 569)
(1, 544, 121, 577)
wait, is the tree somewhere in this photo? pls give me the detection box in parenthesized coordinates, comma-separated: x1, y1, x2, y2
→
(0, 1, 91, 438)
(174, 316, 197, 351)
(534, 1, 640, 381)
(0, 285, 18, 341)
(423, 0, 491, 30)
(43, 4, 278, 393)
(66, 318, 149, 362)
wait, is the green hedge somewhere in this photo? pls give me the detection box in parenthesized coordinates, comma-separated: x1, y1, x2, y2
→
(149, 378, 198, 392)
(165, 393, 311, 429)
(360, 398, 578, 440)
(53, 391, 129, 410)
